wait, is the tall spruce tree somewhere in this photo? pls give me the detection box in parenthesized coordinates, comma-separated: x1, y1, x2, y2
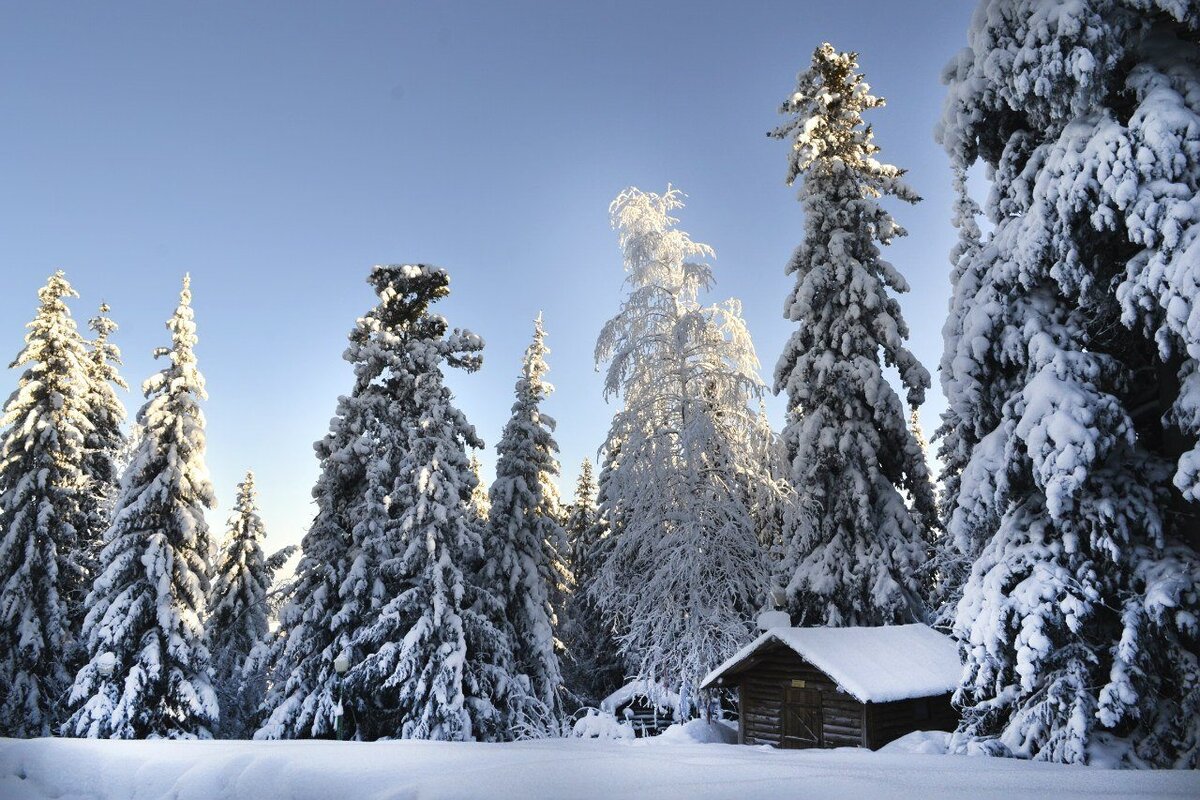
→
(930, 166, 987, 625)
(560, 458, 624, 709)
(770, 43, 937, 627)
(72, 303, 128, 655)
(345, 265, 517, 742)
(480, 315, 568, 726)
(66, 275, 218, 739)
(257, 264, 432, 740)
(593, 187, 775, 703)
(0, 272, 91, 736)
(208, 471, 294, 739)
(939, 0, 1200, 766)
(259, 265, 517, 742)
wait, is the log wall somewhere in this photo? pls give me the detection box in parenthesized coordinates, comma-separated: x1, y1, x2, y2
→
(735, 644, 864, 748)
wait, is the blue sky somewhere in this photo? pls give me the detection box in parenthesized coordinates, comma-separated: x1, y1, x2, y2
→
(0, 1, 976, 554)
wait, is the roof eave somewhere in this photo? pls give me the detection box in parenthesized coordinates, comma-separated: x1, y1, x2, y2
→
(699, 629, 787, 690)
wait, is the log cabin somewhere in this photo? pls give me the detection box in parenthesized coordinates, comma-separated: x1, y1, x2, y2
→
(699, 623, 961, 750)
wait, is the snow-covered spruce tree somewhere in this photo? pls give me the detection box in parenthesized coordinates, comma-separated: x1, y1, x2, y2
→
(260, 264, 514, 742)
(0, 272, 91, 737)
(479, 315, 568, 727)
(560, 458, 623, 708)
(254, 448, 365, 740)
(344, 265, 518, 742)
(593, 187, 776, 706)
(208, 471, 294, 739)
(929, 166, 988, 626)
(468, 453, 491, 523)
(938, 0, 1200, 766)
(257, 264, 440, 740)
(543, 477, 572, 687)
(769, 43, 937, 627)
(80, 303, 127, 519)
(66, 274, 218, 739)
(71, 303, 128, 653)
(907, 408, 944, 611)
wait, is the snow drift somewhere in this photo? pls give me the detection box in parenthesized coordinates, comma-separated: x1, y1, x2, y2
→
(2, 736, 1198, 800)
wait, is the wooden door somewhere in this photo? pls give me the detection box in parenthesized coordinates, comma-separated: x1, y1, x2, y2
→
(781, 687, 823, 749)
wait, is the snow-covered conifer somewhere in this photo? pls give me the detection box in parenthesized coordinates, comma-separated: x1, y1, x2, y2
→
(480, 315, 568, 726)
(939, 0, 1200, 765)
(257, 264, 439, 740)
(208, 471, 294, 738)
(770, 44, 937, 627)
(593, 187, 774, 702)
(254, 494, 356, 740)
(70, 303, 128, 651)
(560, 459, 624, 709)
(344, 265, 516, 742)
(468, 453, 491, 523)
(66, 274, 218, 739)
(929, 166, 988, 626)
(0, 272, 91, 736)
(80, 303, 126, 525)
(260, 265, 517, 742)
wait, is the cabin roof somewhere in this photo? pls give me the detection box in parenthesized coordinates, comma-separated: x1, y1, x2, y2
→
(600, 679, 681, 714)
(699, 623, 962, 703)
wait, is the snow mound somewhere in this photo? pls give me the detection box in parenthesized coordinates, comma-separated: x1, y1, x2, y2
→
(571, 709, 635, 740)
(655, 719, 739, 745)
(879, 730, 951, 755)
(755, 610, 792, 630)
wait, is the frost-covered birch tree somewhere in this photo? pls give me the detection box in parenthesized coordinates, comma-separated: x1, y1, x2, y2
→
(593, 187, 776, 702)
(66, 275, 218, 739)
(480, 315, 567, 726)
(938, 0, 1200, 766)
(208, 471, 294, 739)
(0, 273, 91, 736)
(770, 43, 937, 627)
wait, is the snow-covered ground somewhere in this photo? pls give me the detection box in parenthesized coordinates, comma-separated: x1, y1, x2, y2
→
(2, 728, 1197, 800)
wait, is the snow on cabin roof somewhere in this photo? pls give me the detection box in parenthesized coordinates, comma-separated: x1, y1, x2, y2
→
(600, 679, 681, 713)
(699, 623, 962, 704)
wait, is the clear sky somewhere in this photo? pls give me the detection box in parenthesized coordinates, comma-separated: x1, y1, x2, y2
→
(0, 1, 977, 557)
